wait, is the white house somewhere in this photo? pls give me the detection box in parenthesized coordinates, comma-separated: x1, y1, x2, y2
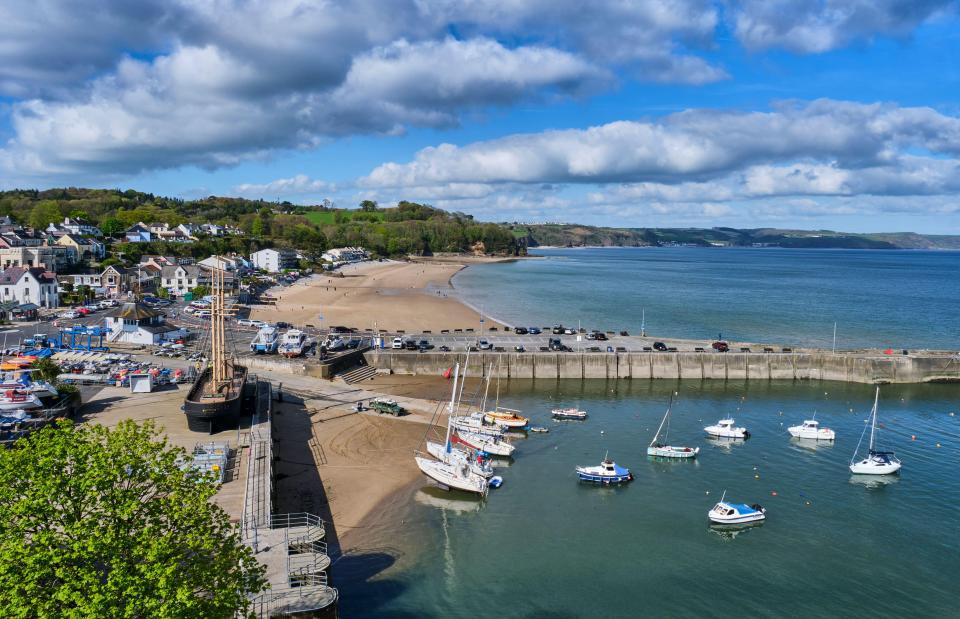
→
(104, 302, 186, 345)
(0, 266, 60, 308)
(161, 265, 205, 296)
(250, 248, 298, 273)
(46, 217, 102, 238)
(321, 247, 368, 263)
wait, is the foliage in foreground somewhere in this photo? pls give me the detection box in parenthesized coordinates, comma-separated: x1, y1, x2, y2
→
(0, 420, 266, 618)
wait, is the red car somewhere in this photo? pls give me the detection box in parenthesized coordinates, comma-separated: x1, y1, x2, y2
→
(712, 341, 729, 352)
(75, 307, 91, 316)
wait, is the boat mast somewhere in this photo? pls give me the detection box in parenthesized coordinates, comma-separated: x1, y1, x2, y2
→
(210, 259, 230, 388)
(445, 363, 460, 451)
(869, 386, 879, 451)
(650, 395, 673, 447)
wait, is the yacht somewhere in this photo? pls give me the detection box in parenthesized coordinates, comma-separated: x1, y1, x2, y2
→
(648, 397, 699, 459)
(483, 408, 529, 429)
(452, 413, 505, 437)
(849, 387, 901, 475)
(708, 492, 766, 524)
(426, 440, 494, 478)
(452, 429, 516, 457)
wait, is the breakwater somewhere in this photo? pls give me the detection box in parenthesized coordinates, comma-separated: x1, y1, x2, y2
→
(367, 351, 960, 384)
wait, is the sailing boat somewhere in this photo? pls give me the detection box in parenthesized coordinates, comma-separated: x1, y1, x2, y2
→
(648, 396, 699, 459)
(849, 387, 901, 475)
(415, 363, 489, 495)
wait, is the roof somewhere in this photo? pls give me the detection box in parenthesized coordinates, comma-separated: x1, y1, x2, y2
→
(140, 324, 180, 334)
(0, 266, 56, 284)
(108, 302, 161, 320)
(16, 303, 39, 311)
(161, 264, 201, 278)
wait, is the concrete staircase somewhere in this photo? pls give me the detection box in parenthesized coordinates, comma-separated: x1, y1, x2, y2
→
(338, 364, 377, 383)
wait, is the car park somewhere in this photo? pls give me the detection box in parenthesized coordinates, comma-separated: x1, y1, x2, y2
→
(438, 345, 451, 352)
(528, 327, 541, 334)
(417, 340, 433, 351)
(513, 327, 528, 335)
(477, 339, 493, 350)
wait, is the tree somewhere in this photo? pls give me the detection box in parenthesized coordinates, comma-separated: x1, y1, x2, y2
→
(100, 217, 124, 237)
(359, 199, 378, 212)
(191, 285, 210, 298)
(251, 215, 264, 237)
(0, 420, 266, 617)
(29, 357, 61, 383)
(28, 200, 62, 230)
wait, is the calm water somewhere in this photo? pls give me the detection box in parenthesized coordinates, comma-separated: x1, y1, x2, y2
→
(340, 381, 960, 617)
(453, 248, 960, 350)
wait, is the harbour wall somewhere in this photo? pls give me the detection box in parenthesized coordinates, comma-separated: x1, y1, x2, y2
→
(365, 351, 960, 384)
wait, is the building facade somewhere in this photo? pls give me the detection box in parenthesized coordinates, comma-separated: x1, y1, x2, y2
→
(0, 267, 60, 308)
(250, 248, 298, 273)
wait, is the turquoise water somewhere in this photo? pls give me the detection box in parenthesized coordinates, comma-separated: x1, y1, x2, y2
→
(452, 248, 960, 350)
(339, 381, 960, 617)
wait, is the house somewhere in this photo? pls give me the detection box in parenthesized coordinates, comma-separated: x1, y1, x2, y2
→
(197, 254, 251, 272)
(104, 302, 186, 345)
(147, 222, 194, 243)
(0, 267, 59, 308)
(46, 217, 102, 238)
(59, 272, 102, 290)
(0, 246, 73, 271)
(175, 223, 201, 238)
(250, 248, 298, 273)
(139, 255, 178, 270)
(321, 246, 368, 264)
(0, 216, 19, 234)
(0, 230, 45, 248)
(100, 265, 131, 298)
(55, 234, 106, 260)
(125, 223, 152, 243)
(161, 264, 205, 297)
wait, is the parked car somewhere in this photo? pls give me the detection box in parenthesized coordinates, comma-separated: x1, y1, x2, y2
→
(527, 327, 542, 335)
(417, 340, 433, 351)
(58, 310, 80, 319)
(438, 345, 451, 352)
(404, 340, 418, 350)
(653, 341, 668, 351)
(513, 327, 528, 335)
(237, 318, 257, 326)
(392, 337, 404, 349)
(552, 325, 565, 334)
(477, 339, 493, 350)
(711, 341, 729, 352)
(594, 332, 608, 341)
(514, 345, 526, 352)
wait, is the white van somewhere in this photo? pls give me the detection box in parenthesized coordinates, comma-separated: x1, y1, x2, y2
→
(392, 337, 404, 349)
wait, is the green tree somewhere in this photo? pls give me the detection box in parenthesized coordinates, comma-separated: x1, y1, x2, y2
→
(28, 200, 62, 230)
(360, 199, 378, 212)
(0, 420, 266, 617)
(100, 217, 124, 237)
(29, 357, 61, 383)
(191, 285, 210, 298)
(251, 215, 264, 237)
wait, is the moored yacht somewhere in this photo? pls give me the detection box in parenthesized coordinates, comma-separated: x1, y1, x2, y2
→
(648, 396, 699, 459)
(483, 408, 529, 428)
(849, 387, 901, 476)
(552, 407, 588, 420)
(452, 429, 515, 457)
(426, 440, 494, 478)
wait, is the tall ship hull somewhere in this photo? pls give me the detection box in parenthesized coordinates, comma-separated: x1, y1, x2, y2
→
(183, 365, 248, 433)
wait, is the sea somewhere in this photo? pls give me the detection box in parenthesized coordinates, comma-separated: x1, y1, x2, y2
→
(337, 248, 960, 617)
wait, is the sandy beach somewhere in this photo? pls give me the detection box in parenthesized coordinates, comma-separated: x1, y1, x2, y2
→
(250, 258, 506, 333)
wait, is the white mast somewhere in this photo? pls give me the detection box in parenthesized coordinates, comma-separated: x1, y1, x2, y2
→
(869, 386, 879, 451)
(445, 363, 460, 451)
(650, 396, 673, 447)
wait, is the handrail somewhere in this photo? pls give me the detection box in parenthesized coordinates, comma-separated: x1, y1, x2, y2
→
(269, 512, 325, 529)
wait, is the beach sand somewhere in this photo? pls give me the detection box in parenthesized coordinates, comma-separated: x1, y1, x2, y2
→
(250, 259, 505, 333)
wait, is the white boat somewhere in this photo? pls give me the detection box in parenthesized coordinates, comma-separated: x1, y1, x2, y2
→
(788, 417, 835, 441)
(249, 325, 280, 354)
(0, 371, 58, 399)
(452, 429, 515, 457)
(426, 440, 494, 478)
(552, 407, 587, 420)
(704, 418, 749, 439)
(647, 397, 699, 459)
(849, 387, 901, 476)
(708, 492, 766, 524)
(277, 329, 310, 357)
(0, 390, 41, 411)
(483, 408, 529, 428)
(414, 456, 488, 495)
(451, 413, 505, 438)
(415, 363, 488, 494)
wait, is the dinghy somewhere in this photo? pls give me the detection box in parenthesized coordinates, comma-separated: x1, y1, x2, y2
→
(708, 492, 766, 524)
(849, 387, 901, 476)
(483, 408, 529, 428)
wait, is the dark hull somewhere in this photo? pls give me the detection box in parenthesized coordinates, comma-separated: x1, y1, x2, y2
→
(183, 366, 248, 434)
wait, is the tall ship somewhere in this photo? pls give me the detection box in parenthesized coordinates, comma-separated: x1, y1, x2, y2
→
(183, 261, 248, 433)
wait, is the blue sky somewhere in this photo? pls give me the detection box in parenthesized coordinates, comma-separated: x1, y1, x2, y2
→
(1, 1, 960, 233)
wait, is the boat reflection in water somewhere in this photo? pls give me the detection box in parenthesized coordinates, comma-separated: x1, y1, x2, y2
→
(414, 487, 484, 514)
(708, 521, 765, 540)
(789, 436, 836, 453)
(849, 474, 900, 489)
(704, 436, 747, 450)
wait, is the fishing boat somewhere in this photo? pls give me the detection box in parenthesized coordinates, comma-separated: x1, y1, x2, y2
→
(452, 429, 515, 457)
(483, 408, 529, 428)
(704, 418, 749, 439)
(552, 407, 588, 420)
(788, 417, 835, 441)
(708, 492, 766, 524)
(427, 441, 494, 478)
(278, 329, 310, 358)
(249, 325, 280, 354)
(576, 454, 633, 484)
(647, 397, 699, 459)
(0, 389, 41, 411)
(184, 261, 248, 434)
(849, 387, 901, 475)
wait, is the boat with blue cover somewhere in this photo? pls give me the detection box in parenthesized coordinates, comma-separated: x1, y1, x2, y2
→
(708, 492, 766, 524)
(576, 454, 633, 484)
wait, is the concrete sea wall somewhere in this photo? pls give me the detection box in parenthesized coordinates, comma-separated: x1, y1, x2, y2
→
(366, 351, 960, 384)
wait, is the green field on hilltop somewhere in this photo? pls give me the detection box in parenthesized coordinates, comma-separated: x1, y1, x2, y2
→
(303, 210, 385, 225)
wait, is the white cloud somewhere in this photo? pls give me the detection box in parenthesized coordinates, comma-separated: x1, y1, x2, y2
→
(233, 174, 333, 197)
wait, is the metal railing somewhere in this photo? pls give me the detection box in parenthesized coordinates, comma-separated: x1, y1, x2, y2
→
(250, 583, 338, 617)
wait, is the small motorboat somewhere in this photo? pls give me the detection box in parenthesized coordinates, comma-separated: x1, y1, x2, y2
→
(788, 418, 835, 441)
(576, 455, 633, 484)
(708, 493, 766, 524)
(552, 407, 588, 420)
(529, 426, 549, 433)
(483, 408, 529, 429)
(704, 418, 749, 439)
(488, 476, 503, 488)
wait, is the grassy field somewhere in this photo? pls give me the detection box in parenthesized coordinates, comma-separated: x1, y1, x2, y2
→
(303, 210, 385, 225)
